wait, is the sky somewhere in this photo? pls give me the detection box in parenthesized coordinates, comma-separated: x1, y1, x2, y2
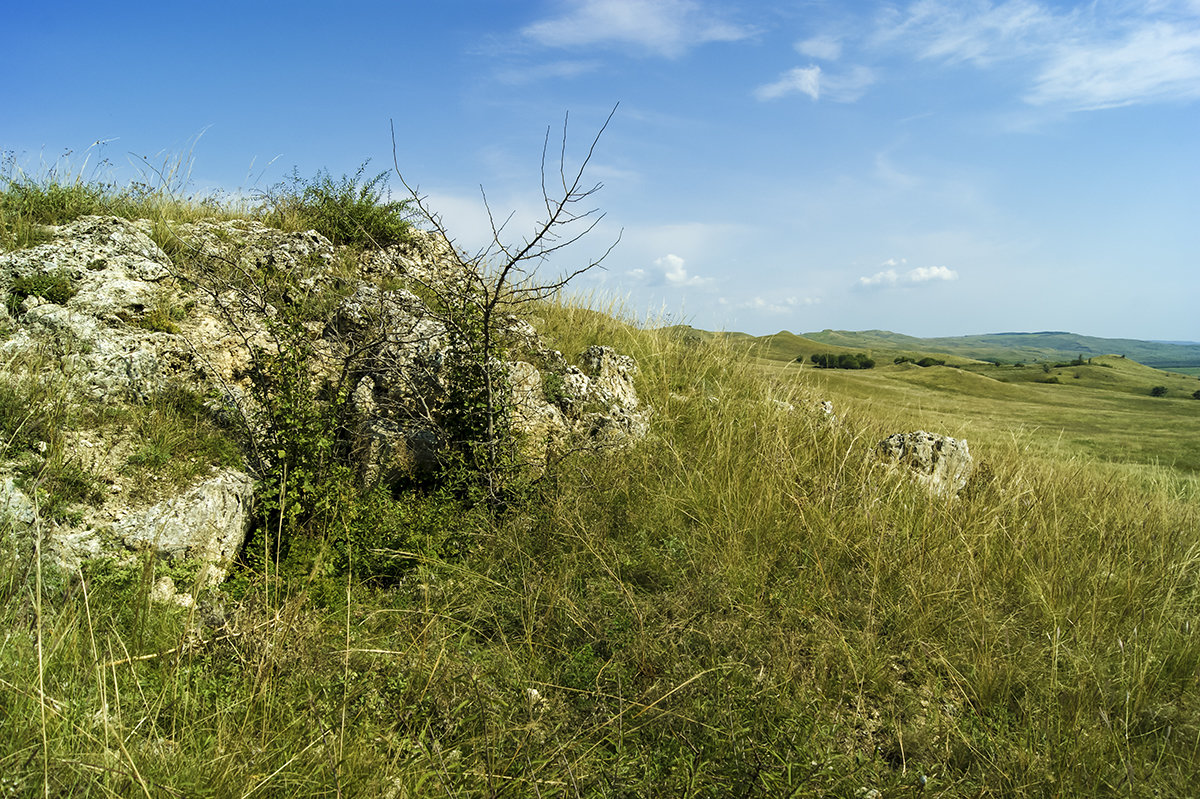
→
(3, 0, 1198, 340)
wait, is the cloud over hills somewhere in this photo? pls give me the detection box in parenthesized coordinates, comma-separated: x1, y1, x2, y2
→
(856, 259, 959, 290)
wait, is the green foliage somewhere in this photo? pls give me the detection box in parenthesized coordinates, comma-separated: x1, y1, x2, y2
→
(1150, 385, 1168, 397)
(21, 455, 104, 524)
(258, 162, 415, 249)
(916, 356, 945, 367)
(5, 271, 77, 314)
(135, 293, 192, 333)
(811, 351, 875, 369)
(123, 383, 242, 487)
(1193, 389, 1200, 400)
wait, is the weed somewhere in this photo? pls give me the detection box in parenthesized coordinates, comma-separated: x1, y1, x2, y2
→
(257, 162, 415, 249)
(5, 271, 77, 314)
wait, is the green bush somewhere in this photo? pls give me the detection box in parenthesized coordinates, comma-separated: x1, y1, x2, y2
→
(810, 352, 875, 369)
(258, 162, 415, 249)
(5, 271, 76, 314)
(1150, 385, 1168, 397)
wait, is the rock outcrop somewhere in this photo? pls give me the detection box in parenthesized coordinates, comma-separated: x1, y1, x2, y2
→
(114, 469, 254, 586)
(1, 215, 647, 581)
(878, 431, 974, 497)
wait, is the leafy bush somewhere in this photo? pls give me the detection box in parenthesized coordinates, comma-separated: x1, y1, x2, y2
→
(1193, 389, 1200, 399)
(1150, 385, 1168, 397)
(258, 162, 415, 249)
(810, 352, 875, 369)
(916, 356, 945, 367)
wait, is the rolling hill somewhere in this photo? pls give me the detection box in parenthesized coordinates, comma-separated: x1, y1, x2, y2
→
(798, 329, 1200, 369)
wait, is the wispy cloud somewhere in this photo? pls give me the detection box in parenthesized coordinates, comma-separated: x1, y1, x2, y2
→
(855, 258, 958, 289)
(1028, 22, 1200, 109)
(877, 0, 1200, 111)
(755, 66, 821, 100)
(727, 295, 821, 313)
(796, 35, 842, 61)
(879, 0, 1054, 67)
(494, 59, 602, 85)
(522, 0, 754, 58)
(754, 64, 875, 102)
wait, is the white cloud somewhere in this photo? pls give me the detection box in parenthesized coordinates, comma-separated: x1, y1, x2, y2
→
(856, 259, 958, 289)
(755, 66, 822, 100)
(856, 269, 900, 288)
(736, 295, 821, 313)
(657, 253, 709, 286)
(907, 265, 959, 282)
(796, 35, 842, 60)
(880, 0, 1054, 67)
(878, 0, 1200, 110)
(1028, 22, 1200, 109)
(522, 0, 754, 58)
(494, 59, 601, 85)
(755, 64, 875, 102)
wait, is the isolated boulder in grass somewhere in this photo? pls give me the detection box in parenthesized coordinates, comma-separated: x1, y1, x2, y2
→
(878, 430, 974, 497)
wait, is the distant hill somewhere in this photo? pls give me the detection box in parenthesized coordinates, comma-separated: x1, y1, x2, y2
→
(797, 329, 1200, 369)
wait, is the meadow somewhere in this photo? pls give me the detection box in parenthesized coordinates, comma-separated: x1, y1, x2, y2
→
(1, 167, 1198, 797)
(759, 354, 1200, 475)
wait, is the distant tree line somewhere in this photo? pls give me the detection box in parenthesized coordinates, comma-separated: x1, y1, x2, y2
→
(801, 352, 876, 370)
(894, 356, 945, 367)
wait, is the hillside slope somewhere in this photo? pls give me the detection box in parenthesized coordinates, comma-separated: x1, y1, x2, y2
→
(801, 328, 1200, 368)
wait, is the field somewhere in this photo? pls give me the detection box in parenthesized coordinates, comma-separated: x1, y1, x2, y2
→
(2, 174, 1199, 797)
(756, 353, 1200, 475)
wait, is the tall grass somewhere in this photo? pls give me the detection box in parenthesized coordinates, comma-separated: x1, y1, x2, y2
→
(2, 289, 1197, 796)
(0, 144, 254, 253)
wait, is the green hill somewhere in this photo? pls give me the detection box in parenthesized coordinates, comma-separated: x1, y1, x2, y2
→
(800, 329, 1200, 369)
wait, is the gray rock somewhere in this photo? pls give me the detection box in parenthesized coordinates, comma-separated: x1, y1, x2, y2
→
(0, 477, 37, 527)
(878, 431, 974, 497)
(114, 469, 254, 585)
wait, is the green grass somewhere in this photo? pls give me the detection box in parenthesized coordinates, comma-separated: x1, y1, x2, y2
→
(797, 329, 1200, 370)
(2, 179, 1199, 796)
(771, 354, 1200, 474)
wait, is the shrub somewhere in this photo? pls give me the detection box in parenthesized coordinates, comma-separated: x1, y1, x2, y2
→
(1150, 385, 1168, 397)
(916, 357, 945, 367)
(810, 352, 875, 369)
(258, 162, 415, 249)
(6, 271, 76, 314)
(1192, 389, 1200, 400)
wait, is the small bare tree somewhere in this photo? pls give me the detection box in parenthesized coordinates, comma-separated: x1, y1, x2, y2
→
(390, 106, 621, 505)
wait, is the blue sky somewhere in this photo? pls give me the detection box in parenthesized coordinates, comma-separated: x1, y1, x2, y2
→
(4, 0, 1198, 340)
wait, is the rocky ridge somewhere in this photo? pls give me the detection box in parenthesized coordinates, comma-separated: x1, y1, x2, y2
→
(0, 216, 649, 587)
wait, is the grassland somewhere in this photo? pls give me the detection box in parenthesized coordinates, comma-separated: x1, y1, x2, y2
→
(2, 172, 1199, 797)
(753, 354, 1200, 475)
(797, 329, 1200, 370)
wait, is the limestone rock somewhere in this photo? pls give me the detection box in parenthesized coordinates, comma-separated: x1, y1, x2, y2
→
(114, 469, 254, 585)
(878, 431, 974, 497)
(0, 477, 36, 528)
(579, 345, 640, 409)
